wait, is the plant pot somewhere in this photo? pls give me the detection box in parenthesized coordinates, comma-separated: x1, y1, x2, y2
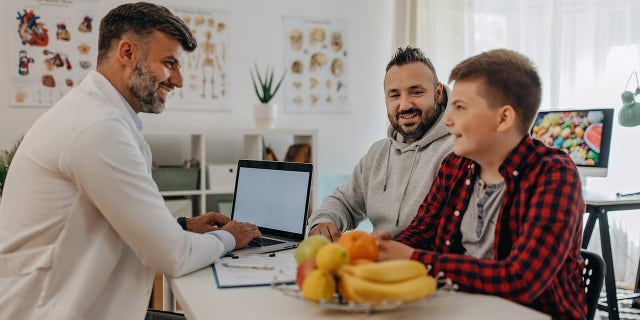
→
(253, 103, 277, 129)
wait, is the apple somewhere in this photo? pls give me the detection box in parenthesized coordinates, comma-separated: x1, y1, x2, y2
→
(296, 257, 316, 288)
(295, 235, 330, 265)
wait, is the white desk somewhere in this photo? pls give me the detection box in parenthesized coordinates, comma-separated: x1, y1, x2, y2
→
(168, 260, 549, 319)
(582, 190, 640, 320)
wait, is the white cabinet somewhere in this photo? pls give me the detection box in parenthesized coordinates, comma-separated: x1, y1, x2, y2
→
(144, 129, 317, 217)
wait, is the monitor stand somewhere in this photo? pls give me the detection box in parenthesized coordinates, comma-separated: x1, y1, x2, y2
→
(580, 176, 588, 189)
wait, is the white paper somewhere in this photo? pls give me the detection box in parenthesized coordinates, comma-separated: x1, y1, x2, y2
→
(213, 253, 297, 288)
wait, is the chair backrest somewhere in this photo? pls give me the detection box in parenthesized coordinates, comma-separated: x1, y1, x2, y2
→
(580, 249, 605, 320)
(145, 310, 185, 320)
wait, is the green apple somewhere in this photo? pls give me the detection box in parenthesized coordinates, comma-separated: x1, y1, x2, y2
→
(295, 235, 330, 265)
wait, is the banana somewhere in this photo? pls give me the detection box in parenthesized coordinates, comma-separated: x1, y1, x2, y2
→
(337, 273, 358, 303)
(338, 272, 369, 304)
(339, 259, 427, 283)
(339, 271, 437, 306)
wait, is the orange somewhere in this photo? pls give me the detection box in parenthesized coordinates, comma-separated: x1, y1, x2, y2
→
(337, 230, 379, 263)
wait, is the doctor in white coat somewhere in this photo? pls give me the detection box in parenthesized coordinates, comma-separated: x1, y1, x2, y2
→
(0, 3, 261, 319)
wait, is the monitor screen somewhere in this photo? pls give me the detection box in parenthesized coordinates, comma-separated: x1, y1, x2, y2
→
(530, 108, 614, 179)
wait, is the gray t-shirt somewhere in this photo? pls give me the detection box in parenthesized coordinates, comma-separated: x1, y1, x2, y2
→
(460, 178, 505, 259)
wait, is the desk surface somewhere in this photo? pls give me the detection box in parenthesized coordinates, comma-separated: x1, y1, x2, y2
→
(583, 189, 640, 206)
(169, 264, 549, 320)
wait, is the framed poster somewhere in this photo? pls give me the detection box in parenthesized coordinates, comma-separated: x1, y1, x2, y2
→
(283, 17, 349, 113)
(8, 0, 99, 108)
(166, 7, 230, 111)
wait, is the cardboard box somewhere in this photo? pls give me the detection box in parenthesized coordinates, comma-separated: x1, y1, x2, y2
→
(208, 164, 236, 193)
(152, 167, 199, 191)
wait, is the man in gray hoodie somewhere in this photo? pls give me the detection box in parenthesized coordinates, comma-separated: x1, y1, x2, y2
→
(307, 47, 453, 241)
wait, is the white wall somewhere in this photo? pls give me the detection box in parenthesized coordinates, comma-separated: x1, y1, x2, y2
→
(0, 0, 394, 178)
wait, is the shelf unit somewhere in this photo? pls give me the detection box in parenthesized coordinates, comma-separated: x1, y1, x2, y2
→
(144, 129, 318, 217)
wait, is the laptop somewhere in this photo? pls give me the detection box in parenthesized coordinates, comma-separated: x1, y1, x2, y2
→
(226, 159, 313, 256)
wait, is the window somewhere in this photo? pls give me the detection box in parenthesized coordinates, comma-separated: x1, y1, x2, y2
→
(403, 0, 640, 286)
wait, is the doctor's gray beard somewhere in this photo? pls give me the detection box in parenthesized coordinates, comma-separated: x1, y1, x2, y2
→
(128, 59, 165, 114)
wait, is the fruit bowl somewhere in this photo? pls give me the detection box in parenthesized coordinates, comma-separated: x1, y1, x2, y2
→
(272, 276, 457, 313)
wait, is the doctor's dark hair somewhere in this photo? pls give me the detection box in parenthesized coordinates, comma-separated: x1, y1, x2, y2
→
(386, 46, 439, 87)
(448, 49, 541, 135)
(97, 2, 196, 65)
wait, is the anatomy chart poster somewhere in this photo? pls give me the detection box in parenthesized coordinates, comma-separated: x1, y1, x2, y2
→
(283, 17, 349, 113)
(9, 0, 99, 108)
(167, 7, 230, 110)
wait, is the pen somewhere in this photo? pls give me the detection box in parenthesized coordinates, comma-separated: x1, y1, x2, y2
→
(221, 262, 275, 270)
(616, 191, 640, 198)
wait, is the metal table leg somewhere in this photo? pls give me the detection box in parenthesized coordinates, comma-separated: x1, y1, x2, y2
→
(597, 208, 619, 320)
(582, 211, 598, 249)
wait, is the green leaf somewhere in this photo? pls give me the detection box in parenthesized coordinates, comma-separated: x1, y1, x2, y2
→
(250, 63, 286, 103)
(0, 136, 23, 195)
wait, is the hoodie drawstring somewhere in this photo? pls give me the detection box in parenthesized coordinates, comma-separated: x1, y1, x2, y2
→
(395, 145, 420, 226)
(383, 140, 392, 191)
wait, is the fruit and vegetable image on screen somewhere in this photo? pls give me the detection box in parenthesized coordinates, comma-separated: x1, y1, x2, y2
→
(531, 110, 605, 166)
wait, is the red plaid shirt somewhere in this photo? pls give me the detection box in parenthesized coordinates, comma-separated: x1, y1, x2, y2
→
(395, 136, 586, 319)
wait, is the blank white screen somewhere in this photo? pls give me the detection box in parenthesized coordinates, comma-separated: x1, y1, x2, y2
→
(232, 167, 309, 233)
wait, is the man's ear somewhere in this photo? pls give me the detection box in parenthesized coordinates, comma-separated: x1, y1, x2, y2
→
(436, 82, 444, 105)
(496, 105, 517, 132)
(115, 38, 137, 67)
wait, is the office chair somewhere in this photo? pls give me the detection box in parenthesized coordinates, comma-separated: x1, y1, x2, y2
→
(145, 309, 185, 320)
(580, 249, 605, 320)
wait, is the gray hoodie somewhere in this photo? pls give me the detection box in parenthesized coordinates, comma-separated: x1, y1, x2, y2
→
(308, 92, 454, 237)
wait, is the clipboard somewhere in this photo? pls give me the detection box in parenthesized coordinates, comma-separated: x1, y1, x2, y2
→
(212, 252, 297, 288)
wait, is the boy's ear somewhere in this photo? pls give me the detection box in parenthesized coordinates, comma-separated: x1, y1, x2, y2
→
(496, 105, 517, 132)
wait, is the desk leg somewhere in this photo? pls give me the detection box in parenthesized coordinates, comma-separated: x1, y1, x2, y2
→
(598, 209, 619, 320)
(162, 274, 176, 312)
(634, 258, 640, 308)
(582, 211, 598, 249)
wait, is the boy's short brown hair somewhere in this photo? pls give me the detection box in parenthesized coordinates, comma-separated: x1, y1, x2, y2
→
(449, 49, 541, 134)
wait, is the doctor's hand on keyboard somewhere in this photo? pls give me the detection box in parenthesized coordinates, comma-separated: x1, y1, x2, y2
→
(185, 211, 230, 234)
(221, 221, 262, 249)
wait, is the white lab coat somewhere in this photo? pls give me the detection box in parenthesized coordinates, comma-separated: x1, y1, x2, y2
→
(0, 71, 225, 320)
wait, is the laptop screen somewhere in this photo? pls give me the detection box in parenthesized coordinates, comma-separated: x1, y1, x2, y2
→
(231, 160, 312, 240)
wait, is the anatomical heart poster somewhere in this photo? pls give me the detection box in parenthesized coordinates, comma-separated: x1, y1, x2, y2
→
(9, 0, 99, 108)
(283, 17, 349, 113)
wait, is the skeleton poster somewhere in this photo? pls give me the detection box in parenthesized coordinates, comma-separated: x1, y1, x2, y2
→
(166, 7, 230, 110)
(9, 0, 99, 108)
(283, 17, 349, 113)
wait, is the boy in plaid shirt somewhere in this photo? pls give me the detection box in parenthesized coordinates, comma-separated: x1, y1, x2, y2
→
(375, 49, 586, 319)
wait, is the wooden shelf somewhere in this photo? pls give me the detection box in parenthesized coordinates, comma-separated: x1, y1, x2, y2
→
(145, 128, 318, 215)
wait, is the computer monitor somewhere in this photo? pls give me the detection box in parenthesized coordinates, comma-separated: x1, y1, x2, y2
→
(530, 108, 614, 187)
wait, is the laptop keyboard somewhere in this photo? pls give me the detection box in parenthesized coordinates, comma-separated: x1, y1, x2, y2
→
(248, 237, 285, 247)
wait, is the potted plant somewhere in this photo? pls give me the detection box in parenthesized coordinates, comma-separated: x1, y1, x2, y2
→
(250, 63, 286, 129)
(0, 137, 23, 201)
